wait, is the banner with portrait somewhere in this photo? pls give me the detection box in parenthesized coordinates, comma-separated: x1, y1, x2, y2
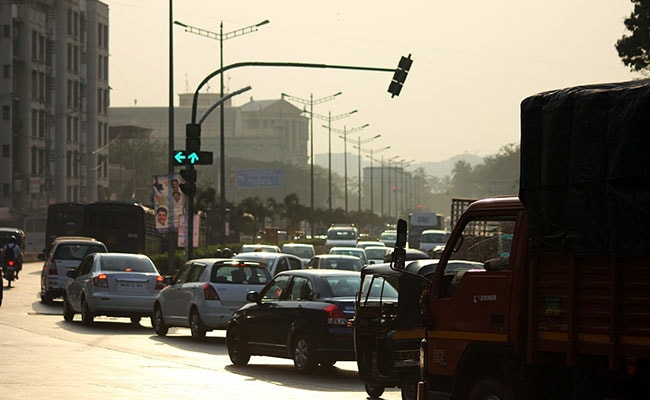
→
(153, 173, 186, 232)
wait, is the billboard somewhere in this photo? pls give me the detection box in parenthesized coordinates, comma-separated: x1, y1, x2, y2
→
(235, 169, 284, 188)
(153, 173, 186, 232)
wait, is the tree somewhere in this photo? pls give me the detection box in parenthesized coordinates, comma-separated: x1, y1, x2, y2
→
(616, 1, 650, 73)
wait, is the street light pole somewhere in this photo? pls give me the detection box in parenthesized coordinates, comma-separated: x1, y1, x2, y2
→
(331, 123, 369, 213)
(364, 145, 390, 216)
(312, 109, 357, 210)
(353, 134, 381, 212)
(282, 92, 341, 234)
(387, 155, 399, 218)
(174, 18, 270, 245)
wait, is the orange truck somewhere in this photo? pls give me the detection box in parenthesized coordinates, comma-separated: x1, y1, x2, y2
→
(414, 80, 650, 400)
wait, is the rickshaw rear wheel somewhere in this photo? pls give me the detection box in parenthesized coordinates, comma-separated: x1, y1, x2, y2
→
(365, 384, 385, 398)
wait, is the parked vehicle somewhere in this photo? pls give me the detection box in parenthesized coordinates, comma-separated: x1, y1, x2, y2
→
(306, 254, 365, 272)
(325, 225, 358, 252)
(63, 252, 164, 325)
(233, 252, 303, 276)
(239, 244, 280, 253)
(153, 259, 271, 339)
(415, 81, 650, 399)
(226, 269, 360, 371)
(40, 236, 108, 304)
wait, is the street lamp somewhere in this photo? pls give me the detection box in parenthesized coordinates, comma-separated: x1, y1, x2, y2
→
(330, 123, 370, 213)
(282, 92, 341, 234)
(386, 155, 399, 218)
(364, 145, 390, 215)
(399, 159, 414, 215)
(174, 18, 270, 245)
(311, 109, 358, 210)
(353, 134, 381, 211)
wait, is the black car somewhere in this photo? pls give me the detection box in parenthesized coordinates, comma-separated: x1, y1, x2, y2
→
(226, 269, 360, 372)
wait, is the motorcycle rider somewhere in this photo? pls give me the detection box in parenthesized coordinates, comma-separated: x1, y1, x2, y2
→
(2, 235, 22, 280)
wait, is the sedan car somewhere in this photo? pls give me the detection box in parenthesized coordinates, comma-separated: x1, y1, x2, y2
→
(226, 269, 360, 372)
(152, 259, 272, 339)
(328, 246, 368, 266)
(63, 252, 164, 325)
(233, 252, 303, 276)
(306, 254, 365, 272)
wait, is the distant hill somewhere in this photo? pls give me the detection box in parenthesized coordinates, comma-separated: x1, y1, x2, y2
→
(314, 152, 484, 178)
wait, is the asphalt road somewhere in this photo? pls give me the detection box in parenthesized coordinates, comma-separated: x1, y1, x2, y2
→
(0, 261, 400, 400)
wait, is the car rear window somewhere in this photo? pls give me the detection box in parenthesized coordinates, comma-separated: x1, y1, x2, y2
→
(55, 243, 107, 260)
(324, 276, 361, 297)
(322, 258, 364, 271)
(100, 256, 157, 273)
(210, 264, 271, 285)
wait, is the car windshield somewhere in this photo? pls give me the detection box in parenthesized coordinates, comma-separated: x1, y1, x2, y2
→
(366, 247, 389, 260)
(321, 258, 364, 271)
(211, 264, 271, 285)
(100, 255, 156, 273)
(358, 274, 399, 306)
(55, 243, 106, 260)
(324, 275, 361, 297)
(421, 232, 448, 243)
(282, 246, 314, 258)
(381, 232, 396, 240)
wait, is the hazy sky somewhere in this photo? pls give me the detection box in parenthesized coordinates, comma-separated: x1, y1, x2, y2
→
(105, 0, 641, 163)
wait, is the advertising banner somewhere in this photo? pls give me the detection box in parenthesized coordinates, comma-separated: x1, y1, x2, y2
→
(153, 173, 186, 232)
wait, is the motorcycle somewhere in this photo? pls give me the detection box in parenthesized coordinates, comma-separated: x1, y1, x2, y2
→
(2, 259, 17, 287)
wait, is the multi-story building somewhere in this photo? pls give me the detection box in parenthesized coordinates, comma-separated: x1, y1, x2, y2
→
(0, 0, 110, 217)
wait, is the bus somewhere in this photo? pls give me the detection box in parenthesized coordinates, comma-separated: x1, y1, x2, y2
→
(82, 201, 162, 256)
(45, 202, 86, 248)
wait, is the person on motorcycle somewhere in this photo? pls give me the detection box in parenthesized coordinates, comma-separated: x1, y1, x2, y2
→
(2, 235, 22, 280)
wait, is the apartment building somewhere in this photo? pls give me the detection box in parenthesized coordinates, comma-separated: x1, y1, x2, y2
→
(0, 0, 110, 217)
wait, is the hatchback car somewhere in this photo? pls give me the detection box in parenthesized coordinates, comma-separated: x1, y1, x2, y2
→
(152, 259, 272, 339)
(233, 252, 303, 276)
(306, 254, 365, 272)
(40, 236, 108, 304)
(380, 230, 397, 247)
(63, 252, 163, 325)
(280, 243, 315, 265)
(329, 246, 368, 265)
(226, 269, 360, 372)
(365, 246, 392, 265)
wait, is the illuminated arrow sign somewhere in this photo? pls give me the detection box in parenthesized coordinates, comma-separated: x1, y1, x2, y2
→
(172, 150, 214, 165)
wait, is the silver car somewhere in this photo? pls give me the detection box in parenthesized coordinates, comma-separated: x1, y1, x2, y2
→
(63, 252, 163, 325)
(233, 252, 304, 275)
(40, 236, 108, 304)
(152, 258, 272, 340)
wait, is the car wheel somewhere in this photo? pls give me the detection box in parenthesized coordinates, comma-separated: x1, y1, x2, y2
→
(152, 305, 169, 336)
(81, 296, 94, 325)
(467, 376, 512, 400)
(226, 325, 250, 366)
(130, 316, 141, 325)
(40, 291, 53, 305)
(189, 309, 207, 339)
(293, 335, 316, 372)
(400, 373, 419, 400)
(62, 294, 75, 322)
(365, 384, 385, 398)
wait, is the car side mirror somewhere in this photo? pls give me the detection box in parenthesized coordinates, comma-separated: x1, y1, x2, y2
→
(163, 276, 173, 285)
(246, 290, 260, 303)
(66, 268, 76, 278)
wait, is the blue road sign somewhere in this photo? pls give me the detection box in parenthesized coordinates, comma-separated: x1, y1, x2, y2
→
(236, 169, 284, 188)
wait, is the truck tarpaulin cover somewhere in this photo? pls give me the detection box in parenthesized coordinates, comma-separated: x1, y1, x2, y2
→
(519, 79, 650, 256)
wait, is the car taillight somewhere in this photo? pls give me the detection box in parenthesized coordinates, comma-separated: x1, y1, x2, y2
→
(48, 259, 57, 275)
(203, 283, 220, 300)
(155, 275, 165, 290)
(324, 304, 348, 326)
(93, 273, 108, 288)
(8, 260, 14, 266)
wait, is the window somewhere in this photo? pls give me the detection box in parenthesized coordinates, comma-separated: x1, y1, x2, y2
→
(31, 146, 37, 175)
(2, 64, 9, 78)
(2, 25, 9, 39)
(288, 276, 313, 300)
(2, 105, 9, 120)
(31, 110, 37, 137)
(174, 263, 193, 284)
(97, 23, 102, 47)
(261, 275, 291, 301)
(2, 144, 9, 157)
(66, 116, 71, 142)
(31, 30, 37, 60)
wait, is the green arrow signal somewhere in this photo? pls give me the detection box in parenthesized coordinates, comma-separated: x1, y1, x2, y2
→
(187, 152, 199, 164)
(174, 151, 186, 164)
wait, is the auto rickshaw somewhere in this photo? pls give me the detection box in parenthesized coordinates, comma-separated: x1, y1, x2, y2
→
(354, 258, 439, 400)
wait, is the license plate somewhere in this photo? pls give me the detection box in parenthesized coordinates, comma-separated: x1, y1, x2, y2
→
(119, 281, 145, 289)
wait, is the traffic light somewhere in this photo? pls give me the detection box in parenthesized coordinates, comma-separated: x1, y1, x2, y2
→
(179, 167, 197, 197)
(388, 54, 413, 98)
(186, 123, 201, 153)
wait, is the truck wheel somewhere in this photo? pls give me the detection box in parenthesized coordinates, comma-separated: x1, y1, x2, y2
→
(468, 376, 512, 400)
(365, 384, 385, 398)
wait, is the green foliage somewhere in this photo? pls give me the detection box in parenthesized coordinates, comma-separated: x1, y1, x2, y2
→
(616, 0, 650, 72)
(450, 143, 520, 198)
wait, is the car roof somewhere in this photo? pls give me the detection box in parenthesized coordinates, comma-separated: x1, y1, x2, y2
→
(314, 254, 362, 260)
(276, 268, 360, 278)
(53, 236, 103, 244)
(234, 252, 298, 261)
(421, 229, 448, 234)
(281, 243, 314, 248)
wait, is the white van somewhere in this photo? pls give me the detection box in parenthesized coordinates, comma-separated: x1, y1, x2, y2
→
(325, 226, 358, 252)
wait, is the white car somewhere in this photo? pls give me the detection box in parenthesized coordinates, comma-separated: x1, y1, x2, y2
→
(419, 229, 450, 254)
(280, 243, 315, 266)
(239, 244, 281, 253)
(233, 252, 304, 275)
(63, 252, 163, 325)
(329, 246, 368, 266)
(152, 258, 272, 339)
(325, 226, 358, 252)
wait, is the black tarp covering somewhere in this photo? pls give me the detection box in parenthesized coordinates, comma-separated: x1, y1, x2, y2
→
(519, 80, 650, 256)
